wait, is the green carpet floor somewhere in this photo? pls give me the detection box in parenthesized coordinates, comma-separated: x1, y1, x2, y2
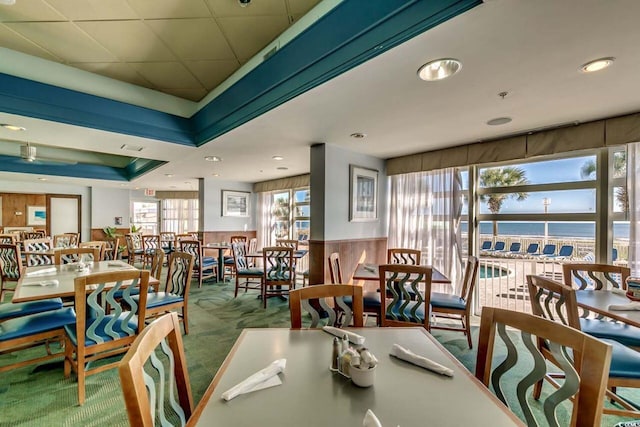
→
(0, 279, 637, 426)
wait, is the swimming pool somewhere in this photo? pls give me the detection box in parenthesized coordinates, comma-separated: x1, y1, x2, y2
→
(480, 265, 510, 279)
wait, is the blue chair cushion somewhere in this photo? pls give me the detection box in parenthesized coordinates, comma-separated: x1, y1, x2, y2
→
(200, 257, 217, 267)
(385, 300, 428, 323)
(133, 292, 183, 309)
(0, 298, 63, 321)
(580, 318, 640, 348)
(430, 292, 466, 310)
(604, 338, 640, 379)
(64, 313, 138, 347)
(223, 256, 234, 265)
(112, 287, 154, 299)
(237, 268, 263, 276)
(0, 307, 76, 342)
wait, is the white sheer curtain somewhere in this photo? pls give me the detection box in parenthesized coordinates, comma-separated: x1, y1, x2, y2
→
(629, 142, 640, 276)
(388, 168, 463, 291)
(256, 192, 273, 251)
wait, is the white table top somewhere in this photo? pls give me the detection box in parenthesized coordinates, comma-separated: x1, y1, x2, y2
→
(188, 327, 523, 427)
(575, 289, 640, 328)
(12, 260, 158, 302)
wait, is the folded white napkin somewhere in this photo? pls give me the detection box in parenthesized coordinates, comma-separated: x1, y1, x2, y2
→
(25, 267, 57, 277)
(221, 359, 286, 401)
(322, 326, 365, 345)
(390, 344, 454, 377)
(363, 410, 383, 427)
(23, 279, 59, 287)
(611, 287, 628, 295)
(608, 302, 640, 311)
(363, 265, 377, 273)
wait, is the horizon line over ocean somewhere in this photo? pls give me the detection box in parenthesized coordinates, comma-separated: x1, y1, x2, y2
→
(461, 221, 630, 239)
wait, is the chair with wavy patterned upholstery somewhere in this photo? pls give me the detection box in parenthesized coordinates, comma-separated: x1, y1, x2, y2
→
(54, 247, 101, 265)
(476, 306, 611, 426)
(378, 264, 432, 330)
(289, 284, 363, 329)
(527, 274, 640, 417)
(23, 237, 54, 267)
(0, 234, 17, 244)
(159, 232, 176, 256)
(103, 237, 120, 261)
(134, 252, 194, 334)
(262, 246, 295, 309)
(562, 262, 630, 291)
(329, 252, 380, 326)
(387, 248, 421, 265)
(141, 235, 162, 269)
(53, 233, 78, 248)
(79, 241, 107, 261)
(179, 240, 216, 288)
(231, 242, 263, 298)
(0, 243, 23, 301)
(64, 269, 150, 405)
(119, 313, 193, 427)
(125, 233, 145, 266)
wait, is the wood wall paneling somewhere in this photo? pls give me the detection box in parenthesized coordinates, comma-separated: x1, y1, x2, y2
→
(1, 193, 47, 231)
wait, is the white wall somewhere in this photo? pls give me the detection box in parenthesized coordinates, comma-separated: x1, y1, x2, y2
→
(313, 143, 387, 241)
(91, 187, 131, 228)
(201, 178, 256, 231)
(0, 179, 91, 239)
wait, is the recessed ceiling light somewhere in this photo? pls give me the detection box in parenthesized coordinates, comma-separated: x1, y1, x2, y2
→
(170, 186, 177, 189)
(272, 155, 284, 161)
(212, 173, 220, 177)
(580, 57, 615, 73)
(165, 174, 173, 178)
(350, 133, 366, 139)
(38, 177, 47, 181)
(486, 117, 512, 126)
(120, 183, 127, 187)
(120, 144, 144, 152)
(204, 156, 222, 162)
(417, 58, 462, 81)
(277, 167, 289, 170)
(1, 124, 25, 131)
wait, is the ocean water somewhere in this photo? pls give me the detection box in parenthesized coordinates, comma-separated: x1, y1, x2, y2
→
(461, 222, 630, 239)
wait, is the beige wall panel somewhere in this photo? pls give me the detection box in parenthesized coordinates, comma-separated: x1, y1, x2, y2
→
(606, 112, 640, 146)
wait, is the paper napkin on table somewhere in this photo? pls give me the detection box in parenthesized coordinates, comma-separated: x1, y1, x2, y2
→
(23, 279, 59, 287)
(363, 410, 383, 427)
(322, 326, 365, 345)
(608, 302, 640, 311)
(390, 344, 454, 377)
(611, 287, 628, 296)
(221, 359, 286, 401)
(25, 267, 57, 277)
(363, 265, 377, 273)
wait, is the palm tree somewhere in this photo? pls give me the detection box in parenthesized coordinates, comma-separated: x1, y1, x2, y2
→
(479, 167, 529, 236)
(580, 153, 629, 215)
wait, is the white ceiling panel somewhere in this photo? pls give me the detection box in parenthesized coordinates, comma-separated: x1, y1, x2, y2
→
(45, 0, 139, 21)
(127, 0, 212, 19)
(206, 0, 287, 17)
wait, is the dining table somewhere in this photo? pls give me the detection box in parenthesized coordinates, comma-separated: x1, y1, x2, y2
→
(203, 243, 231, 282)
(352, 262, 451, 284)
(186, 327, 524, 426)
(12, 260, 160, 303)
(575, 289, 640, 328)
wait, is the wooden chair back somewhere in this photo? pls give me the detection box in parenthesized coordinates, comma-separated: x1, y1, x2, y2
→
(53, 233, 78, 248)
(54, 247, 101, 265)
(163, 251, 195, 297)
(159, 232, 176, 251)
(231, 242, 250, 270)
(527, 274, 581, 328)
(378, 264, 432, 330)
(476, 307, 611, 427)
(276, 239, 299, 250)
(119, 313, 193, 427)
(230, 235, 247, 244)
(0, 243, 23, 281)
(262, 246, 295, 308)
(126, 233, 143, 251)
(562, 262, 631, 290)
(23, 237, 54, 266)
(458, 255, 479, 301)
(149, 248, 165, 280)
(387, 248, 421, 265)
(22, 230, 46, 240)
(103, 237, 120, 261)
(289, 284, 363, 329)
(328, 252, 342, 284)
(0, 234, 17, 244)
(79, 241, 107, 260)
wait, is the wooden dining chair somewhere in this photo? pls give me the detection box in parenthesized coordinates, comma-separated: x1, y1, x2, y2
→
(430, 256, 479, 349)
(231, 242, 263, 297)
(141, 235, 161, 268)
(119, 313, 193, 427)
(125, 233, 144, 266)
(64, 269, 150, 405)
(159, 231, 176, 255)
(262, 246, 295, 308)
(54, 247, 100, 265)
(387, 248, 421, 265)
(134, 251, 194, 334)
(289, 284, 363, 329)
(276, 239, 299, 250)
(79, 241, 107, 260)
(378, 264, 432, 330)
(179, 240, 216, 288)
(149, 248, 165, 281)
(0, 234, 17, 244)
(102, 237, 120, 261)
(476, 307, 611, 426)
(562, 262, 630, 290)
(0, 243, 23, 301)
(23, 237, 54, 266)
(53, 233, 78, 248)
(527, 274, 640, 417)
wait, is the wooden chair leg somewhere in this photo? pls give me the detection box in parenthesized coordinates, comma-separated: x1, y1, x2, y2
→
(464, 312, 473, 349)
(182, 306, 189, 335)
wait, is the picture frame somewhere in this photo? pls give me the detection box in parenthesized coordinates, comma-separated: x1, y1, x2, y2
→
(27, 205, 47, 226)
(222, 190, 250, 217)
(349, 165, 378, 222)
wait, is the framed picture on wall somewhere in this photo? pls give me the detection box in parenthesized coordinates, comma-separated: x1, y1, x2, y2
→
(349, 165, 378, 222)
(27, 205, 47, 226)
(222, 190, 250, 217)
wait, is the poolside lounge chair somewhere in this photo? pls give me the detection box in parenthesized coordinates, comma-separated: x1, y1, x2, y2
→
(482, 241, 505, 256)
(531, 244, 555, 258)
(496, 242, 521, 257)
(514, 243, 539, 258)
(545, 245, 573, 260)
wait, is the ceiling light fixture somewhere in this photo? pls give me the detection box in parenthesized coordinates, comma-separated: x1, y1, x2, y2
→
(1, 124, 25, 131)
(417, 58, 462, 81)
(38, 177, 47, 181)
(272, 155, 284, 161)
(277, 167, 289, 170)
(212, 173, 220, 177)
(486, 117, 512, 126)
(120, 144, 144, 152)
(350, 133, 366, 139)
(204, 156, 222, 162)
(165, 173, 173, 178)
(580, 57, 615, 73)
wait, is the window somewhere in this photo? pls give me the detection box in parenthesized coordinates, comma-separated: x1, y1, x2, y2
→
(132, 201, 158, 235)
(261, 187, 310, 246)
(161, 199, 199, 234)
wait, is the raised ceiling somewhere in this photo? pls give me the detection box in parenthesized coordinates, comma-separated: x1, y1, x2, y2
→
(0, 0, 321, 101)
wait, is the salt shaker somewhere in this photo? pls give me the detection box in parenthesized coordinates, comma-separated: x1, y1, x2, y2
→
(330, 337, 340, 371)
